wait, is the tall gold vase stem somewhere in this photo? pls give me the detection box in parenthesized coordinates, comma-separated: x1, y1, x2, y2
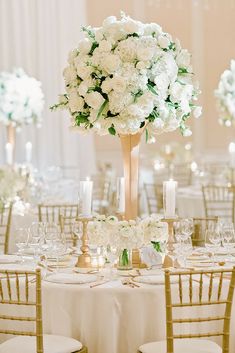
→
(120, 133, 141, 220)
(7, 125, 16, 148)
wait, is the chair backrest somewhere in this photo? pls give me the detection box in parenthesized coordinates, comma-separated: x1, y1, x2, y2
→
(0, 269, 43, 353)
(144, 183, 163, 214)
(92, 175, 112, 214)
(0, 203, 12, 254)
(192, 216, 218, 247)
(38, 204, 79, 224)
(172, 163, 192, 187)
(59, 214, 79, 247)
(165, 267, 235, 353)
(202, 185, 235, 223)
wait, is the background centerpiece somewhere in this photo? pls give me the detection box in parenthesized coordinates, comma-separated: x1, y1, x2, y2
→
(215, 59, 235, 128)
(52, 13, 201, 220)
(0, 68, 44, 162)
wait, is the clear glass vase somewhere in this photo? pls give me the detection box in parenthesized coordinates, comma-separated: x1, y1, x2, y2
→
(117, 248, 132, 270)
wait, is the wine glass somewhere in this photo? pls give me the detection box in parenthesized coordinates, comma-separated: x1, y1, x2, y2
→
(28, 222, 45, 262)
(50, 232, 67, 271)
(175, 237, 193, 268)
(72, 220, 83, 250)
(205, 228, 221, 265)
(15, 228, 29, 263)
(105, 244, 118, 279)
(221, 222, 235, 260)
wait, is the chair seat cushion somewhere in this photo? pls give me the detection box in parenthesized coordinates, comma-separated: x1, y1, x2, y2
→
(0, 334, 83, 353)
(139, 338, 222, 353)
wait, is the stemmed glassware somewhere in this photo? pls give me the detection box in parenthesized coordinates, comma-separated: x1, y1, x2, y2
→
(15, 227, 29, 263)
(205, 225, 221, 265)
(28, 222, 45, 262)
(72, 220, 83, 250)
(174, 218, 194, 242)
(175, 237, 193, 268)
(220, 221, 235, 261)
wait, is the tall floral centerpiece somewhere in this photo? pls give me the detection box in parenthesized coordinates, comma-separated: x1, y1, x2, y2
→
(52, 13, 201, 220)
(215, 60, 235, 127)
(0, 68, 44, 157)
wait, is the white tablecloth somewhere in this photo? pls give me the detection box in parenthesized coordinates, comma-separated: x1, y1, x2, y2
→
(0, 259, 235, 353)
(177, 186, 205, 218)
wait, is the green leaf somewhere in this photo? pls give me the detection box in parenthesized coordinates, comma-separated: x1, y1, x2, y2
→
(97, 100, 108, 119)
(147, 83, 158, 96)
(75, 113, 89, 126)
(89, 41, 99, 55)
(145, 128, 149, 143)
(151, 241, 162, 253)
(81, 26, 95, 40)
(108, 126, 116, 136)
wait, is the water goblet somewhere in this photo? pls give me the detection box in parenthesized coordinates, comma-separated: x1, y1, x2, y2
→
(15, 228, 29, 263)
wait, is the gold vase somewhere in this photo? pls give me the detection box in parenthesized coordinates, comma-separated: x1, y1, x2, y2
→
(7, 124, 16, 164)
(119, 133, 146, 268)
(7, 124, 16, 147)
(119, 133, 141, 220)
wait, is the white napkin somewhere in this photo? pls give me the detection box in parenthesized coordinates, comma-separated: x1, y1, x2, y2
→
(140, 246, 162, 267)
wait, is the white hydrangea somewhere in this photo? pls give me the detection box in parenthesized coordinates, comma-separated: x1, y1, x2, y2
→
(0, 68, 44, 128)
(52, 13, 201, 140)
(215, 60, 235, 126)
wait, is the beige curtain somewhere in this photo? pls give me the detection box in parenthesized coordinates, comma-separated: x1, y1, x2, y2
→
(0, 0, 96, 178)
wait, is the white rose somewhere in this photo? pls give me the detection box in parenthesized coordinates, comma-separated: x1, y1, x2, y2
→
(158, 35, 170, 48)
(144, 23, 162, 36)
(99, 40, 112, 52)
(137, 47, 154, 61)
(78, 81, 89, 96)
(94, 28, 104, 42)
(111, 76, 127, 93)
(102, 16, 117, 28)
(76, 65, 92, 80)
(136, 61, 148, 70)
(193, 106, 202, 118)
(102, 54, 121, 74)
(182, 128, 192, 137)
(122, 18, 143, 35)
(63, 66, 77, 84)
(176, 49, 191, 68)
(78, 38, 92, 55)
(59, 95, 68, 105)
(68, 49, 78, 64)
(68, 92, 84, 113)
(85, 91, 105, 110)
(101, 78, 112, 94)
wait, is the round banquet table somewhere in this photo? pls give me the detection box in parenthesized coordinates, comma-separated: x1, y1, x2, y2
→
(0, 259, 235, 353)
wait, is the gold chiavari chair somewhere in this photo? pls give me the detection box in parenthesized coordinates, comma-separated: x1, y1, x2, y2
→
(172, 163, 192, 187)
(202, 185, 235, 223)
(144, 183, 163, 214)
(38, 204, 79, 224)
(192, 217, 218, 247)
(92, 175, 112, 214)
(0, 269, 87, 353)
(59, 214, 79, 247)
(0, 203, 12, 254)
(139, 267, 235, 353)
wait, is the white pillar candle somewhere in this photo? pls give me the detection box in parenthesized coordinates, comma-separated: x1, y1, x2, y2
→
(117, 177, 125, 213)
(5, 143, 13, 165)
(229, 142, 235, 168)
(79, 177, 93, 216)
(163, 179, 177, 218)
(25, 141, 32, 163)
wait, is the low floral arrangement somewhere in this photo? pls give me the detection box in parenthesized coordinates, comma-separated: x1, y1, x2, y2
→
(0, 68, 44, 129)
(88, 214, 168, 250)
(215, 60, 235, 127)
(52, 13, 201, 142)
(0, 167, 27, 208)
